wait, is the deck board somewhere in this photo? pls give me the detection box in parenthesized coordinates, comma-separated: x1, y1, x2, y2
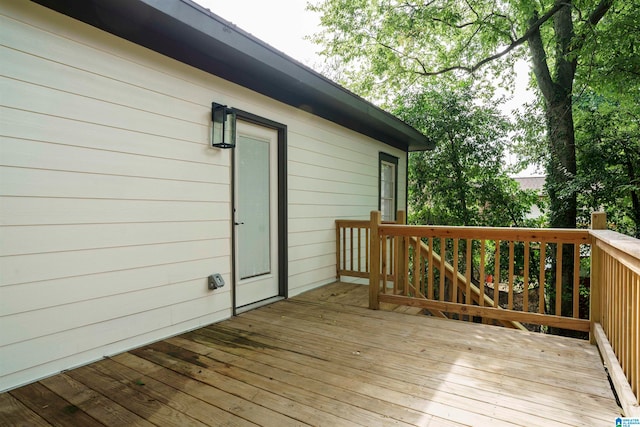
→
(2, 282, 622, 426)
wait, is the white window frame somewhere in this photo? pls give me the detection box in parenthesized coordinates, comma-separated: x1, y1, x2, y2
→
(379, 152, 398, 222)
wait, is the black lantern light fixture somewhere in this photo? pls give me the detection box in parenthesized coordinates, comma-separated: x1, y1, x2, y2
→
(211, 102, 236, 149)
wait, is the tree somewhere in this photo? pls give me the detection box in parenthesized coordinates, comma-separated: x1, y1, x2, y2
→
(575, 92, 640, 237)
(572, 2, 640, 237)
(309, 0, 620, 231)
(396, 84, 537, 228)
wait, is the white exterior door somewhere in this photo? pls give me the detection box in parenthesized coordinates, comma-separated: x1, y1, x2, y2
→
(234, 121, 280, 308)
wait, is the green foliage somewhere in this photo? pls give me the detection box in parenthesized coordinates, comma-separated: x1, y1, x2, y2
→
(395, 84, 538, 227)
(574, 91, 640, 237)
(309, 0, 639, 239)
(308, 0, 532, 100)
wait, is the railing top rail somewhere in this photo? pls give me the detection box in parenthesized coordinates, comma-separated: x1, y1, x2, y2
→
(590, 229, 640, 258)
(336, 219, 396, 226)
(591, 229, 640, 276)
(377, 224, 591, 243)
(335, 219, 370, 227)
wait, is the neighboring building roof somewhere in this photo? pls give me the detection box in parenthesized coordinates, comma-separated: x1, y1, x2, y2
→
(513, 176, 546, 192)
(32, 0, 433, 152)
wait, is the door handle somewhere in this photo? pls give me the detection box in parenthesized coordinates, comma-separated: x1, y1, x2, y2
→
(234, 222, 245, 225)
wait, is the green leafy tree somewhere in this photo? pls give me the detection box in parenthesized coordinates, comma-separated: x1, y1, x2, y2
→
(309, 0, 621, 231)
(397, 85, 537, 227)
(575, 92, 640, 237)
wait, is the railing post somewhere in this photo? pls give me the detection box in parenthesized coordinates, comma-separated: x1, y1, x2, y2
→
(395, 211, 406, 293)
(590, 211, 607, 344)
(369, 211, 381, 310)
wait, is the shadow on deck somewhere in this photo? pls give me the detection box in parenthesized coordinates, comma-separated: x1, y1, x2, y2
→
(1, 282, 621, 426)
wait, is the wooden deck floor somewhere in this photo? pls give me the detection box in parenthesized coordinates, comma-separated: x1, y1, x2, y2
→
(1, 282, 622, 426)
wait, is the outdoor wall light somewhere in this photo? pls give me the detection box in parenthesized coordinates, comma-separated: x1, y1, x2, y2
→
(211, 102, 236, 149)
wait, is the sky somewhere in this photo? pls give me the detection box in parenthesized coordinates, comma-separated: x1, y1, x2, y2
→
(194, 0, 321, 67)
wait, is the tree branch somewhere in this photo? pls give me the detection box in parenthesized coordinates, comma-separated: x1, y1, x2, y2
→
(528, 11, 555, 100)
(588, 0, 614, 26)
(410, 2, 565, 76)
(554, 1, 576, 91)
(570, 0, 614, 52)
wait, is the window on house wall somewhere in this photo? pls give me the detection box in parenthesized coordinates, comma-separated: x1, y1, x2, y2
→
(379, 152, 398, 221)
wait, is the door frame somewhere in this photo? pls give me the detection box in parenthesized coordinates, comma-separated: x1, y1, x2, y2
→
(231, 110, 287, 315)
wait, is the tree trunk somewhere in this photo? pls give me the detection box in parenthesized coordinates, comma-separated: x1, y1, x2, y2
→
(623, 148, 640, 238)
(545, 96, 577, 230)
(528, 2, 579, 335)
(544, 96, 581, 336)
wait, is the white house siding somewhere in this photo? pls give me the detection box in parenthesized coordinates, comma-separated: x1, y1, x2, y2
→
(287, 125, 406, 295)
(0, 0, 406, 391)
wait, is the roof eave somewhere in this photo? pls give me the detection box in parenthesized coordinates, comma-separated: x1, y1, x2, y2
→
(31, 0, 434, 151)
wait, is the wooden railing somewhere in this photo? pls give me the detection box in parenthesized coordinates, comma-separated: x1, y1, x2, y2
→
(590, 213, 640, 416)
(335, 219, 370, 279)
(336, 216, 401, 281)
(368, 211, 591, 332)
(337, 211, 640, 412)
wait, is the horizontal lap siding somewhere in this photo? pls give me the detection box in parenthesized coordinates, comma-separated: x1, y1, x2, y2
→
(0, 1, 235, 391)
(0, 0, 408, 391)
(287, 124, 406, 296)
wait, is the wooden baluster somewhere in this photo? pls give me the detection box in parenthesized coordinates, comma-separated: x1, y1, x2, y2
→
(428, 237, 434, 300)
(342, 227, 347, 277)
(605, 253, 612, 336)
(389, 236, 394, 288)
(624, 269, 630, 386)
(629, 274, 640, 403)
(508, 241, 514, 310)
(479, 240, 486, 307)
(404, 235, 410, 296)
(366, 227, 370, 273)
(619, 264, 624, 375)
(357, 228, 362, 273)
(590, 211, 606, 343)
(413, 235, 421, 297)
(335, 223, 341, 279)
(555, 243, 563, 316)
(382, 235, 388, 294)
(494, 240, 500, 308)
(452, 239, 459, 304)
(539, 243, 546, 314)
(573, 243, 580, 318)
(350, 227, 354, 273)
(466, 239, 472, 321)
(369, 211, 381, 310)
(396, 211, 406, 294)
(439, 238, 446, 301)
(523, 242, 530, 313)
